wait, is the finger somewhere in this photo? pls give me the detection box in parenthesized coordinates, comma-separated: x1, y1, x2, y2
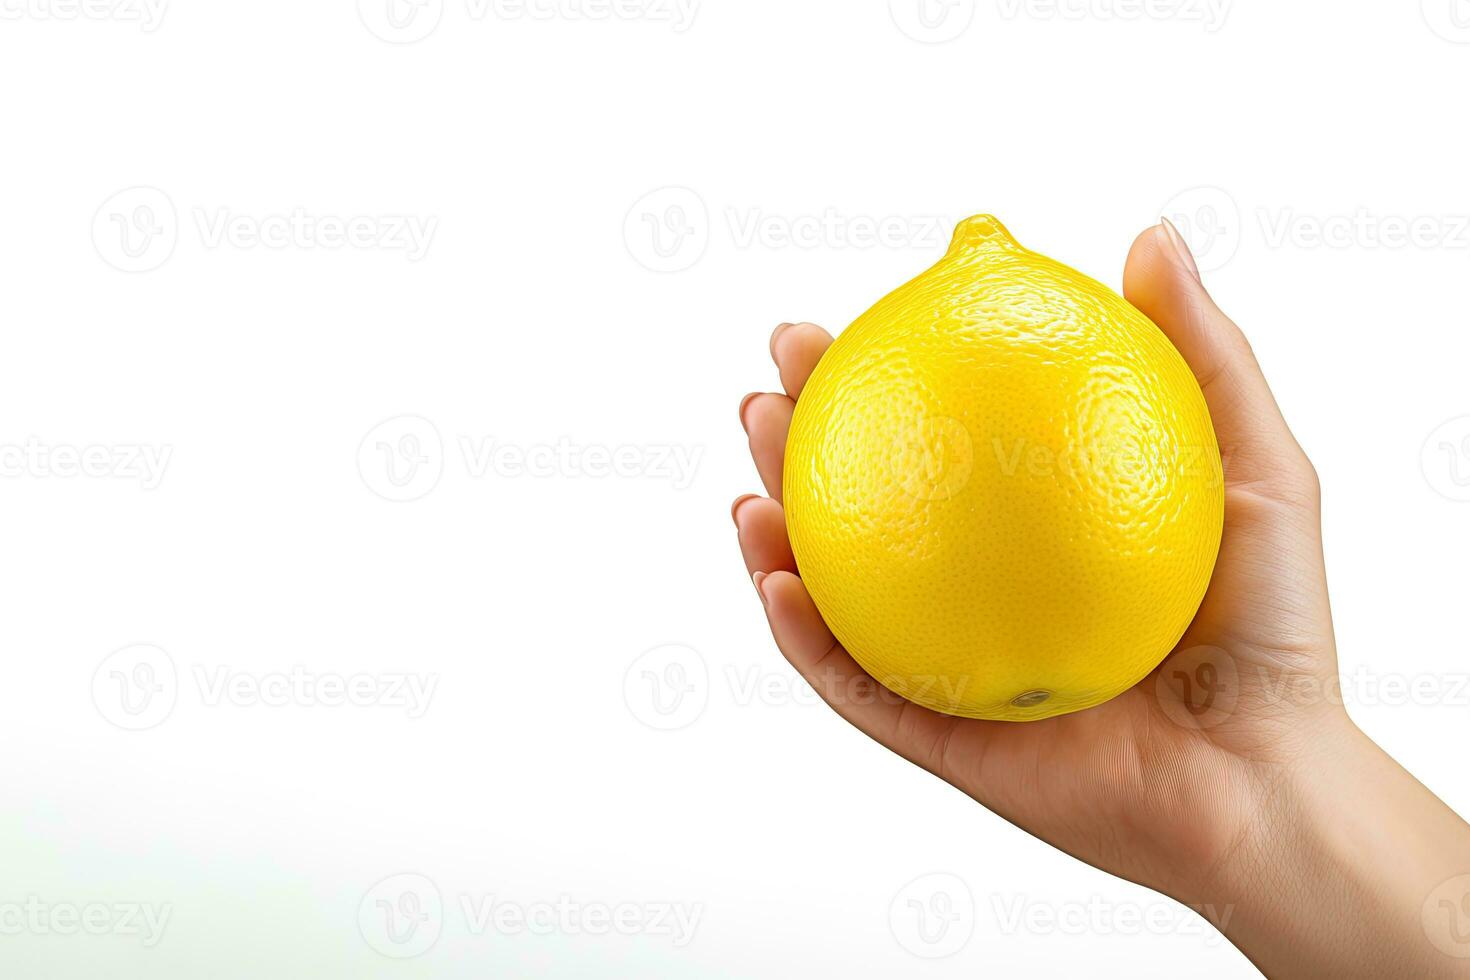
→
(739, 392, 794, 501)
(733, 495, 796, 576)
(756, 570, 964, 775)
(770, 322, 834, 400)
(1123, 221, 1317, 503)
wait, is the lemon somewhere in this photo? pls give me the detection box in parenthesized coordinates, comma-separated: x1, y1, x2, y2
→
(783, 215, 1224, 722)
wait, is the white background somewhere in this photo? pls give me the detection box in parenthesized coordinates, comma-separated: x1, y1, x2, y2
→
(2, 1, 1469, 977)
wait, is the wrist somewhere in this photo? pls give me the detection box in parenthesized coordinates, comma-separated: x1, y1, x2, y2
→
(1185, 714, 1470, 977)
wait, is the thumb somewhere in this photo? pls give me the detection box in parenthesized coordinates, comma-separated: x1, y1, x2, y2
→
(1123, 220, 1317, 505)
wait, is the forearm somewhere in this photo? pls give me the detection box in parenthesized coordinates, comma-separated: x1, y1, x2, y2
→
(1191, 718, 1470, 978)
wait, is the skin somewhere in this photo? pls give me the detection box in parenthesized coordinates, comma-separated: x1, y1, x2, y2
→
(734, 220, 1470, 978)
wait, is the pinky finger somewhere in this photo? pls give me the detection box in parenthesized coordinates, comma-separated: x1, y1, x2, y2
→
(756, 571, 958, 773)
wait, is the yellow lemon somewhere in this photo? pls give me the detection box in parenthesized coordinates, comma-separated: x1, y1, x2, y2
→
(783, 215, 1224, 721)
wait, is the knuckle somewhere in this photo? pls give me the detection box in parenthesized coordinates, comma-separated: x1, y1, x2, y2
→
(1294, 452, 1322, 503)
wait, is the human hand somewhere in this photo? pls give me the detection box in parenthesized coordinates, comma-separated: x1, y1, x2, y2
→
(735, 220, 1470, 978)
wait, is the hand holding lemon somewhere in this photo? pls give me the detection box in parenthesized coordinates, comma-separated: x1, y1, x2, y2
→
(783, 215, 1223, 721)
(735, 218, 1470, 977)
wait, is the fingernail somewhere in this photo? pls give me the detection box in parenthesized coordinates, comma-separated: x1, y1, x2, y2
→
(1159, 217, 1202, 284)
(739, 392, 760, 434)
(770, 322, 795, 360)
(731, 493, 758, 527)
(752, 570, 768, 604)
